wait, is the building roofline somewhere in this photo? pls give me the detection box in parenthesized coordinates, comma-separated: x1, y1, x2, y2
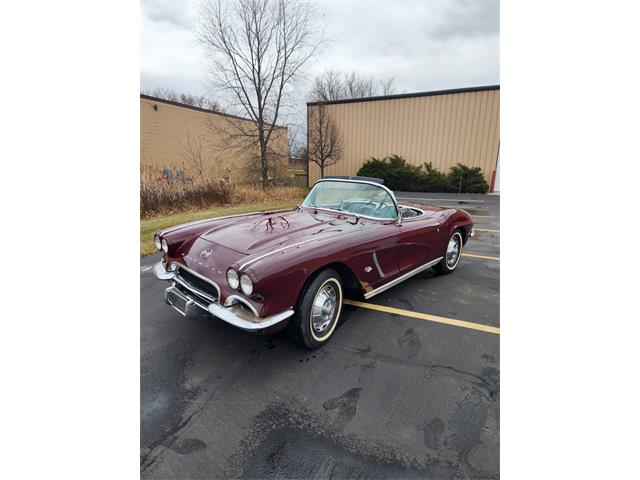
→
(140, 94, 286, 129)
(306, 84, 500, 107)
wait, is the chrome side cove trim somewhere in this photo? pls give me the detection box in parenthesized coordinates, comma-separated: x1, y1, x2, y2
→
(224, 294, 260, 317)
(372, 252, 385, 278)
(208, 303, 294, 332)
(364, 256, 443, 299)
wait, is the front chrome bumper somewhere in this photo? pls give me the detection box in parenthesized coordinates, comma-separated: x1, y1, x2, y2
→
(153, 262, 294, 331)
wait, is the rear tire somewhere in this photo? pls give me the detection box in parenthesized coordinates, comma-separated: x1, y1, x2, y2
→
(434, 230, 464, 275)
(290, 269, 343, 350)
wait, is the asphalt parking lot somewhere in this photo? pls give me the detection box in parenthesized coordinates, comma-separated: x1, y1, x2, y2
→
(140, 192, 500, 479)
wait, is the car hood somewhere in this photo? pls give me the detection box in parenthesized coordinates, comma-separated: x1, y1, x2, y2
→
(198, 208, 359, 255)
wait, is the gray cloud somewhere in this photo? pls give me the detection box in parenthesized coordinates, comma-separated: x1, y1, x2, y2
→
(141, 0, 195, 29)
(428, 0, 500, 40)
(140, 0, 499, 125)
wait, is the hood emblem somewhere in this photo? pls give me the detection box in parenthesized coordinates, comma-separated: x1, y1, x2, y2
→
(199, 248, 213, 259)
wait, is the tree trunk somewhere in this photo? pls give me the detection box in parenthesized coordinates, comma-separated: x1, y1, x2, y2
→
(258, 125, 268, 189)
(260, 142, 268, 189)
(320, 164, 324, 178)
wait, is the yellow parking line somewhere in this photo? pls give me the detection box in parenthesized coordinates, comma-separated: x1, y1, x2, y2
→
(474, 228, 500, 233)
(462, 252, 500, 261)
(344, 299, 500, 335)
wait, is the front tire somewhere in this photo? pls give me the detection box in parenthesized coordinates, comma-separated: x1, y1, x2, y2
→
(434, 230, 464, 275)
(291, 269, 343, 350)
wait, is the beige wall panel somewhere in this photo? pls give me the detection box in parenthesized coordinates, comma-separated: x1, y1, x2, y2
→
(473, 91, 488, 169)
(451, 93, 464, 171)
(140, 97, 288, 184)
(308, 88, 499, 185)
(479, 92, 491, 168)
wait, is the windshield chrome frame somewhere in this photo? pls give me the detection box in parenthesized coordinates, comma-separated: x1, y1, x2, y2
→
(301, 178, 400, 222)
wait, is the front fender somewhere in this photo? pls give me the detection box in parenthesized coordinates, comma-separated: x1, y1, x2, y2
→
(448, 210, 474, 244)
(244, 255, 341, 317)
(240, 232, 379, 316)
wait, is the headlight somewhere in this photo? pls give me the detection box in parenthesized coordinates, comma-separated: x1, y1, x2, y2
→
(166, 262, 178, 272)
(161, 238, 168, 254)
(226, 268, 239, 289)
(154, 235, 162, 251)
(240, 274, 253, 295)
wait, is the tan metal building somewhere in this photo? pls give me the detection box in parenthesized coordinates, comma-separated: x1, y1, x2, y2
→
(307, 85, 500, 190)
(140, 94, 288, 183)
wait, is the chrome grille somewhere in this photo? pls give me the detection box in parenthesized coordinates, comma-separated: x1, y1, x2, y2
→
(174, 267, 219, 305)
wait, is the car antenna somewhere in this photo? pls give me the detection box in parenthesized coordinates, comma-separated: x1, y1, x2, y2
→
(457, 169, 463, 206)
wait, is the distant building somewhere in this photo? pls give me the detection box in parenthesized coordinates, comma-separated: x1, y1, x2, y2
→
(307, 85, 500, 192)
(140, 94, 288, 183)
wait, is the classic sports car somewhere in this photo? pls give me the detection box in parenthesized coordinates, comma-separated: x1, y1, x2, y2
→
(152, 177, 473, 349)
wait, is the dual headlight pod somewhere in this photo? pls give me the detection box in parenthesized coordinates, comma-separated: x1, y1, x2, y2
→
(226, 268, 239, 289)
(154, 234, 169, 254)
(240, 274, 253, 296)
(226, 268, 253, 295)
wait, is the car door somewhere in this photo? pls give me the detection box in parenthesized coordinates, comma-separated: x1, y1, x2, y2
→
(396, 214, 445, 273)
(341, 220, 398, 290)
(338, 217, 402, 293)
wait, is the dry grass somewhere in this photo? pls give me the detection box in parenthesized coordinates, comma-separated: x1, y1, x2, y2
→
(140, 165, 307, 218)
(232, 185, 307, 204)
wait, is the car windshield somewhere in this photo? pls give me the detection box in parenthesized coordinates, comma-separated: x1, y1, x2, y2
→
(302, 180, 398, 220)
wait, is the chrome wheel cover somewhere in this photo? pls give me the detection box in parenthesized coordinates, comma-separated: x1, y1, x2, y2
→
(311, 283, 338, 333)
(446, 234, 461, 268)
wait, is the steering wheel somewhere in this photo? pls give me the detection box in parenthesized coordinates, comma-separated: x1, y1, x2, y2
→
(376, 203, 395, 219)
(358, 202, 378, 216)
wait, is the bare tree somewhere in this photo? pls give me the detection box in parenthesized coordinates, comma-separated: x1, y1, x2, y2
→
(311, 71, 397, 101)
(197, 0, 323, 188)
(311, 70, 344, 101)
(179, 129, 207, 181)
(141, 87, 224, 112)
(343, 72, 376, 98)
(308, 104, 343, 178)
(287, 128, 306, 168)
(379, 76, 397, 95)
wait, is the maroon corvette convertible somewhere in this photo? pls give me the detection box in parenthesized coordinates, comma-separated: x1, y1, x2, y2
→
(153, 177, 473, 349)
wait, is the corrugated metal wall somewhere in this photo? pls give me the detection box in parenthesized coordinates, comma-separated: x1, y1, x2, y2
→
(307, 87, 500, 185)
(140, 96, 288, 183)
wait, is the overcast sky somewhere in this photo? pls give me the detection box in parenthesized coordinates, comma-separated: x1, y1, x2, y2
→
(141, 0, 499, 135)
